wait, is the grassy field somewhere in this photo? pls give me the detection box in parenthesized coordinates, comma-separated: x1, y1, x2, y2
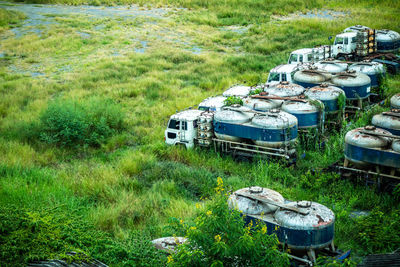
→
(1, 0, 400, 265)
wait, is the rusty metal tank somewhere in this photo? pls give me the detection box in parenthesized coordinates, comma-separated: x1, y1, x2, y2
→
(198, 96, 226, 112)
(372, 110, 400, 136)
(393, 140, 400, 153)
(243, 97, 282, 112)
(315, 60, 348, 74)
(152, 237, 187, 253)
(228, 186, 335, 251)
(250, 109, 298, 148)
(305, 83, 345, 114)
(391, 93, 400, 109)
(281, 99, 324, 129)
(228, 186, 284, 214)
(293, 67, 332, 88)
(348, 61, 386, 88)
(344, 126, 393, 167)
(264, 81, 305, 97)
(376, 29, 400, 53)
(213, 106, 254, 142)
(223, 85, 251, 97)
(331, 70, 371, 100)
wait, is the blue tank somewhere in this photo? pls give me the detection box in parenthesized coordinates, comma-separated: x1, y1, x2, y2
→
(345, 126, 400, 168)
(213, 107, 298, 148)
(293, 68, 331, 89)
(228, 187, 335, 251)
(305, 84, 345, 114)
(372, 110, 400, 136)
(376, 29, 400, 53)
(281, 99, 324, 129)
(391, 94, 400, 109)
(348, 62, 386, 88)
(331, 70, 371, 100)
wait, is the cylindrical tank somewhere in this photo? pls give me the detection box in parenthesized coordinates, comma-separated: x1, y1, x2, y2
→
(376, 29, 400, 53)
(391, 93, 400, 109)
(264, 81, 305, 97)
(223, 85, 251, 97)
(393, 140, 400, 153)
(348, 61, 386, 88)
(344, 126, 392, 166)
(293, 68, 332, 88)
(152, 237, 187, 253)
(331, 70, 371, 100)
(250, 109, 298, 148)
(315, 61, 348, 74)
(305, 83, 345, 114)
(229, 186, 335, 251)
(372, 110, 400, 136)
(274, 201, 335, 249)
(281, 100, 323, 129)
(213, 106, 253, 142)
(343, 25, 370, 33)
(243, 97, 282, 112)
(228, 186, 284, 214)
(198, 96, 226, 112)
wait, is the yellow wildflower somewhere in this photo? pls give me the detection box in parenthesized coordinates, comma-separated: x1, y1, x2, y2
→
(261, 225, 267, 234)
(190, 226, 196, 231)
(214, 234, 221, 242)
(167, 255, 174, 263)
(195, 203, 201, 209)
(206, 210, 212, 216)
(180, 219, 184, 225)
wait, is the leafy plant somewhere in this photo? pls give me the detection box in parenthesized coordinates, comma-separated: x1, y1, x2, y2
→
(0, 205, 167, 266)
(249, 87, 263, 96)
(38, 98, 125, 148)
(168, 178, 289, 267)
(223, 96, 243, 106)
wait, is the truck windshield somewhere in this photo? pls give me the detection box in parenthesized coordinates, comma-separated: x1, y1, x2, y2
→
(268, 73, 280, 82)
(334, 37, 344, 45)
(168, 119, 180, 129)
(288, 54, 298, 63)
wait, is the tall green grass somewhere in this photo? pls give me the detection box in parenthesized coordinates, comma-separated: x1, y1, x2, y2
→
(0, 0, 400, 265)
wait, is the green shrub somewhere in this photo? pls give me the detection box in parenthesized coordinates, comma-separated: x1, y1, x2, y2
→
(354, 208, 400, 254)
(223, 96, 243, 106)
(169, 178, 289, 267)
(38, 98, 125, 148)
(0, 205, 167, 266)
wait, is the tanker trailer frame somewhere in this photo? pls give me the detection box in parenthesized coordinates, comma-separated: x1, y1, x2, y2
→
(329, 130, 400, 191)
(210, 137, 297, 163)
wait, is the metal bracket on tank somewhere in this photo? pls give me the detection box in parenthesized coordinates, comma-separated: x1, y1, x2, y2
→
(235, 192, 310, 215)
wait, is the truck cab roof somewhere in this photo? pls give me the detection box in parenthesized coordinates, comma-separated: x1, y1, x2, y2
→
(336, 32, 357, 38)
(291, 48, 313, 55)
(170, 109, 203, 121)
(269, 64, 299, 73)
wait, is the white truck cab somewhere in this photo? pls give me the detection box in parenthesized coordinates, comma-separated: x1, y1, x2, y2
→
(331, 32, 358, 58)
(288, 48, 314, 64)
(266, 64, 299, 85)
(288, 47, 331, 65)
(165, 109, 203, 149)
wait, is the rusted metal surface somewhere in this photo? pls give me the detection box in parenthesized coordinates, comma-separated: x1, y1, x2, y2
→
(274, 201, 334, 230)
(151, 237, 187, 253)
(251, 94, 308, 102)
(234, 191, 310, 215)
(228, 187, 284, 215)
